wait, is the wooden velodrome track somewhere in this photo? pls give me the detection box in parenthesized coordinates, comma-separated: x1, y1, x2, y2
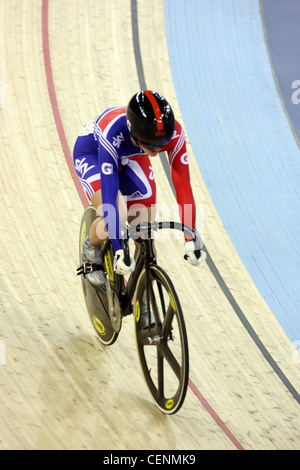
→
(0, 0, 299, 450)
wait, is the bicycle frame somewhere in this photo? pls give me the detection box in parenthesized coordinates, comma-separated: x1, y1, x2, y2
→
(121, 221, 202, 315)
(94, 221, 202, 317)
(78, 209, 200, 413)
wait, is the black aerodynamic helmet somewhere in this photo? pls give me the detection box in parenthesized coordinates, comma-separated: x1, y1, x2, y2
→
(126, 90, 175, 149)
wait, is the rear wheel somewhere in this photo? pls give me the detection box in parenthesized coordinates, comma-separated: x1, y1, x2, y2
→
(79, 206, 118, 346)
(134, 265, 189, 414)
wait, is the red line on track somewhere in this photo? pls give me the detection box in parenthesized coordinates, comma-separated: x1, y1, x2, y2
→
(41, 0, 244, 451)
(41, 0, 87, 208)
(188, 379, 244, 450)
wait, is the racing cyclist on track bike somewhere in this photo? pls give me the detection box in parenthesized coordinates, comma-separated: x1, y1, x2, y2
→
(73, 91, 206, 317)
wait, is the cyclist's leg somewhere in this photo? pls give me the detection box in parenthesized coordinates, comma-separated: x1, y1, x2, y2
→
(81, 190, 127, 286)
(73, 141, 106, 284)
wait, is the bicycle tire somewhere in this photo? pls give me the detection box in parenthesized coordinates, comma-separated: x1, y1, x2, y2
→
(134, 265, 189, 414)
(79, 205, 118, 346)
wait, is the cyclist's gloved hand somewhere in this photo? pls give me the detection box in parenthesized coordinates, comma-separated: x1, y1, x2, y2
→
(184, 240, 207, 266)
(114, 249, 136, 276)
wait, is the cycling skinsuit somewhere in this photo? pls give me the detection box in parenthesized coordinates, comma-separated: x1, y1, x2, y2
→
(73, 106, 196, 252)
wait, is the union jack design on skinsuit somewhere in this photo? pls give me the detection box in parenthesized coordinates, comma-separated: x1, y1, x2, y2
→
(73, 107, 196, 251)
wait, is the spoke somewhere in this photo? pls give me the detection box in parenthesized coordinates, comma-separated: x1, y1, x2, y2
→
(149, 283, 158, 324)
(160, 342, 182, 381)
(162, 303, 175, 338)
(156, 281, 166, 318)
(157, 348, 164, 399)
(149, 279, 165, 326)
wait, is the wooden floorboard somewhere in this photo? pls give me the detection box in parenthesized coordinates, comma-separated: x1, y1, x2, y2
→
(0, 0, 299, 450)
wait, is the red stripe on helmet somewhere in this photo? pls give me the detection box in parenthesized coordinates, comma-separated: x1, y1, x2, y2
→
(144, 91, 164, 131)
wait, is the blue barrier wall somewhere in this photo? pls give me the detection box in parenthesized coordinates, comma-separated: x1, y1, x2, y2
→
(261, 0, 300, 143)
(164, 0, 300, 342)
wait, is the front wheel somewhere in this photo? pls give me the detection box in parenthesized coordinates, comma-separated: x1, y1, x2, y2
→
(134, 265, 189, 414)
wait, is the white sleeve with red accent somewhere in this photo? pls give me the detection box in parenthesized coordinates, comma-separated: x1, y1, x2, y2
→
(166, 121, 196, 240)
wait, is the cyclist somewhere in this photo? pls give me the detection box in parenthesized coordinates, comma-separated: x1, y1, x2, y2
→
(73, 90, 206, 287)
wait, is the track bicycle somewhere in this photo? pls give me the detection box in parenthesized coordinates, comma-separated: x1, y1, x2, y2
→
(77, 205, 202, 414)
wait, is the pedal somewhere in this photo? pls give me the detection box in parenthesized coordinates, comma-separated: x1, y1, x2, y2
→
(76, 263, 104, 276)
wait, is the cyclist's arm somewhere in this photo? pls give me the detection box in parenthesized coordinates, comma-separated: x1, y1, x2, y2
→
(166, 123, 196, 240)
(98, 143, 123, 252)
